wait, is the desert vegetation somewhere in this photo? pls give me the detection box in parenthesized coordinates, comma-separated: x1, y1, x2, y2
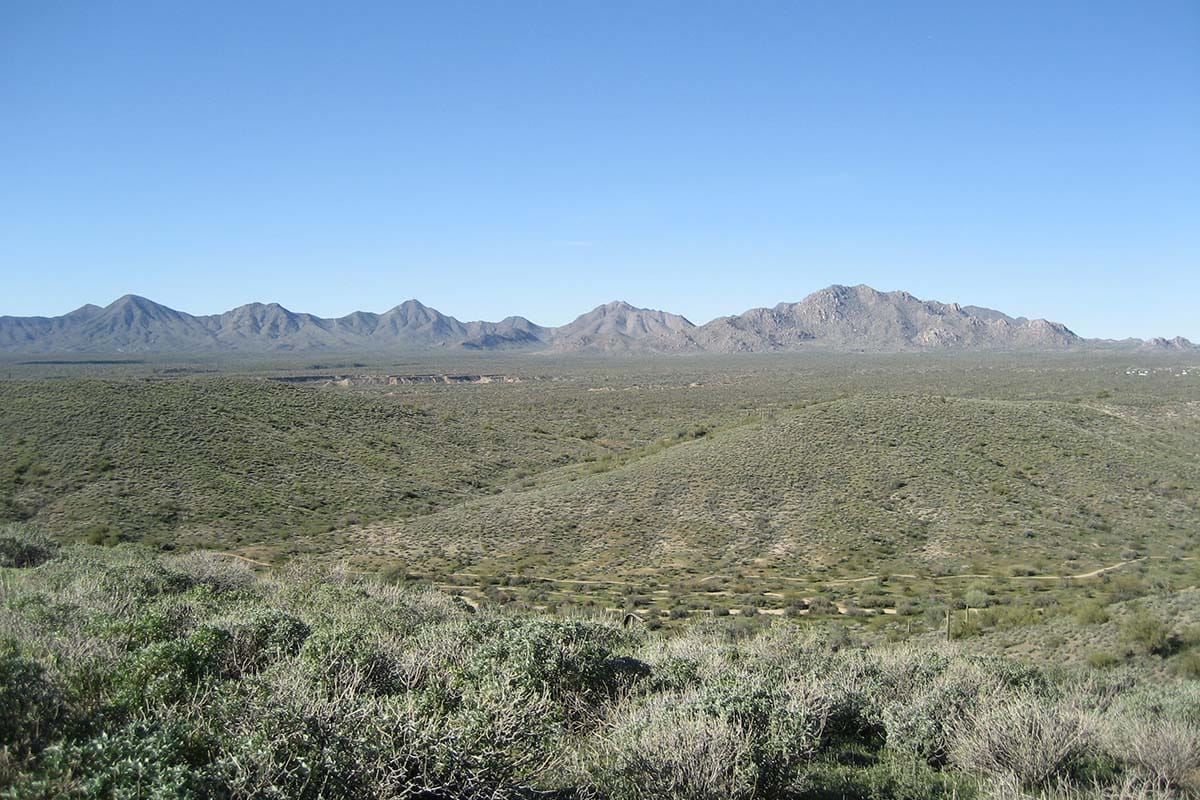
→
(2, 525, 1198, 798)
(1, 354, 1198, 797)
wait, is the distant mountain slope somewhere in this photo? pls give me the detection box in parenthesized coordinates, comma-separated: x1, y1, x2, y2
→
(0, 285, 1191, 353)
(550, 301, 700, 352)
(695, 285, 1079, 351)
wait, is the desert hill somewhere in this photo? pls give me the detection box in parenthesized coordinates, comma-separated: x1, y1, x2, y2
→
(352, 395, 1200, 580)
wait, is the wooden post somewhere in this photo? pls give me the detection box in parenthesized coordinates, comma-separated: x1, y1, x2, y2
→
(945, 607, 951, 640)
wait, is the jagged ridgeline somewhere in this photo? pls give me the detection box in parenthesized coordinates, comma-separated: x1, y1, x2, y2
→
(2, 284, 1194, 352)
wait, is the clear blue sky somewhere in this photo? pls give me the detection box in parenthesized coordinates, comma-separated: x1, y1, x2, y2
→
(2, 1, 1197, 338)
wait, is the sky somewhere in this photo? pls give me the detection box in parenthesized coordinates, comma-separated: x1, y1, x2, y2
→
(1, 1, 1197, 338)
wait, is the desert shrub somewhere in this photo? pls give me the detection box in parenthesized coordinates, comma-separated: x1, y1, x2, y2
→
(298, 623, 406, 696)
(168, 551, 258, 594)
(807, 596, 836, 615)
(805, 752, 976, 800)
(4, 720, 221, 800)
(92, 599, 199, 651)
(693, 667, 830, 793)
(585, 693, 757, 800)
(219, 671, 376, 800)
(223, 666, 561, 800)
(1119, 611, 1173, 657)
(0, 524, 58, 568)
(0, 639, 64, 761)
(647, 655, 704, 692)
(964, 589, 992, 609)
(869, 645, 956, 700)
(950, 690, 1094, 789)
(80, 551, 195, 609)
(980, 772, 1178, 800)
(115, 626, 233, 707)
(372, 678, 563, 799)
(1087, 651, 1120, 670)
(1173, 650, 1200, 680)
(220, 608, 310, 675)
(1100, 714, 1200, 789)
(461, 616, 645, 720)
(1106, 682, 1200, 722)
(1074, 601, 1110, 626)
(880, 660, 998, 764)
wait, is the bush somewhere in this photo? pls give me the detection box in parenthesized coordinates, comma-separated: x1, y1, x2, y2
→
(950, 690, 1093, 788)
(693, 668, 829, 793)
(1087, 651, 1120, 670)
(1101, 714, 1200, 790)
(880, 660, 996, 764)
(223, 668, 562, 800)
(461, 616, 645, 720)
(1073, 601, 1110, 626)
(586, 693, 756, 800)
(4, 720, 220, 800)
(1120, 611, 1174, 657)
(1174, 650, 1200, 680)
(115, 626, 233, 707)
(0, 524, 58, 568)
(0, 639, 63, 761)
(298, 624, 406, 696)
(168, 551, 258, 593)
(222, 608, 310, 675)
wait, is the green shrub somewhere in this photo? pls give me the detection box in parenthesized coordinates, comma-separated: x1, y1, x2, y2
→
(223, 669, 561, 800)
(692, 668, 829, 793)
(168, 551, 258, 594)
(222, 608, 310, 675)
(93, 602, 197, 650)
(1073, 600, 1110, 625)
(1120, 611, 1174, 657)
(4, 720, 221, 800)
(1087, 651, 1120, 670)
(0, 639, 63, 761)
(297, 624, 405, 696)
(880, 661, 996, 764)
(0, 524, 58, 568)
(116, 626, 232, 707)
(461, 616, 646, 719)
(1173, 650, 1200, 680)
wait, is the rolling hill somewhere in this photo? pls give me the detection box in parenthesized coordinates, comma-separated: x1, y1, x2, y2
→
(341, 395, 1200, 580)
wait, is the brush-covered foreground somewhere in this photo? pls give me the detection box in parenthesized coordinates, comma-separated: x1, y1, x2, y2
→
(2, 526, 1197, 800)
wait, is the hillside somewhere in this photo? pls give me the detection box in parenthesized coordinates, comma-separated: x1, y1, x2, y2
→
(696, 286, 1081, 351)
(348, 395, 1200, 581)
(3, 284, 1190, 353)
(0, 378, 606, 546)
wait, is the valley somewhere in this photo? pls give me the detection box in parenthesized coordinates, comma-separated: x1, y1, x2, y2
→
(3, 351, 1198, 675)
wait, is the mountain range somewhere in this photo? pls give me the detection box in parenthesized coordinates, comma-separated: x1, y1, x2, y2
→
(0, 284, 1193, 354)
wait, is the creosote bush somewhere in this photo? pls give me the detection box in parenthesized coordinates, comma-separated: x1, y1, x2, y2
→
(950, 690, 1094, 789)
(2, 535, 1199, 799)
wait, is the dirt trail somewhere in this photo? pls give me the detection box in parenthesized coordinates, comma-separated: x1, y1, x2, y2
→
(769, 556, 1198, 586)
(213, 552, 274, 568)
(1012, 558, 1145, 581)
